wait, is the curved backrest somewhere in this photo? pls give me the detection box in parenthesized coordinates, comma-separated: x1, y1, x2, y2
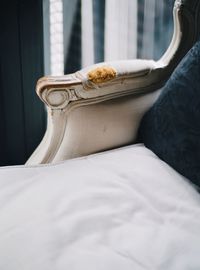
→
(161, 0, 200, 70)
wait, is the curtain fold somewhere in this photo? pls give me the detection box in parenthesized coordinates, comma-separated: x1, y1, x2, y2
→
(49, 0, 64, 75)
(81, 0, 95, 67)
(64, 0, 82, 74)
(104, 0, 138, 61)
(63, 0, 78, 68)
(93, 0, 105, 63)
(141, 0, 156, 59)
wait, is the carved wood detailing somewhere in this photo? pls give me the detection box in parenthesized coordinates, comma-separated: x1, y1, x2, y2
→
(174, 0, 184, 9)
(36, 74, 83, 109)
(26, 0, 200, 165)
(41, 87, 82, 109)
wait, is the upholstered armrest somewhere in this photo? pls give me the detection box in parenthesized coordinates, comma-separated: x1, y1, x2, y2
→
(26, 0, 200, 165)
(37, 59, 160, 110)
(26, 59, 164, 165)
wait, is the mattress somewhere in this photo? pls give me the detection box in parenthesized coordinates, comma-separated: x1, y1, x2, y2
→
(0, 144, 200, 270)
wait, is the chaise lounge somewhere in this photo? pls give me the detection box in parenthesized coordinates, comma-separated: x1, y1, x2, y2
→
(1, 0, 200, 269)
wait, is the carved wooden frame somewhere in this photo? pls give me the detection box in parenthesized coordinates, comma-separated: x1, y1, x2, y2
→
(26, 0, 200, 165)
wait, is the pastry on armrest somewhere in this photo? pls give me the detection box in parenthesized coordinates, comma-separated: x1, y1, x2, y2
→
(36, 59, 159, 110)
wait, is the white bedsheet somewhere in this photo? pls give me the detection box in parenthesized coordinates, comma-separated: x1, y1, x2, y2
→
(0, 144, 200, 270)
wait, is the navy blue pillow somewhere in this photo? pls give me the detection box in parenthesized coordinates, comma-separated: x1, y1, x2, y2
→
(138, 40, 200, 188)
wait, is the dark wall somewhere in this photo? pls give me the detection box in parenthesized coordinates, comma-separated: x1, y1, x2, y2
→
(0, 0, 46, 166)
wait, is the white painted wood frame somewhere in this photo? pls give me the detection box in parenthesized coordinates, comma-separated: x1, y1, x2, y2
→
(26, 0, 200, 165)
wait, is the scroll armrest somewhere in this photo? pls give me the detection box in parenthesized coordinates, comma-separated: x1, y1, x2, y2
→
(26, 59, 162, 165)
(37, 59, 161, 110)
(26, 0, 200, 165)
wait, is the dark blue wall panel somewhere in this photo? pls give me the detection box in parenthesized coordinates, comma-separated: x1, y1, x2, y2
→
(0, 0, 46, 166)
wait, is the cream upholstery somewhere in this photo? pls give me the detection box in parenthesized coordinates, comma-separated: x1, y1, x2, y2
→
(26, 0, 200, 165)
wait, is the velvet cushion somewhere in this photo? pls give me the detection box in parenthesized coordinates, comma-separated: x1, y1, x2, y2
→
(138, 40, 200, 188)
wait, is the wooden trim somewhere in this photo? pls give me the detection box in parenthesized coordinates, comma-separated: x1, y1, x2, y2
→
(26, 0, 200, 165)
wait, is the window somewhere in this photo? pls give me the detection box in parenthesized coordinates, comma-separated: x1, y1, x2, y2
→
(43, 0, 174, 75)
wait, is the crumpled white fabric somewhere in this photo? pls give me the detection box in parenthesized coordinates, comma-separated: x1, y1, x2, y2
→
(0, 144, 200, 270)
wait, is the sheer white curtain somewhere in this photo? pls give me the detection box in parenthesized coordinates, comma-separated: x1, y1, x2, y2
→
(80, 0, 173, 63)
(104, 0, 138, 61)
(46, 0, 174, 75)
(81, 0, 138, 64)
(81, 0, 95, 67)
(49, 0, 64, 75)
